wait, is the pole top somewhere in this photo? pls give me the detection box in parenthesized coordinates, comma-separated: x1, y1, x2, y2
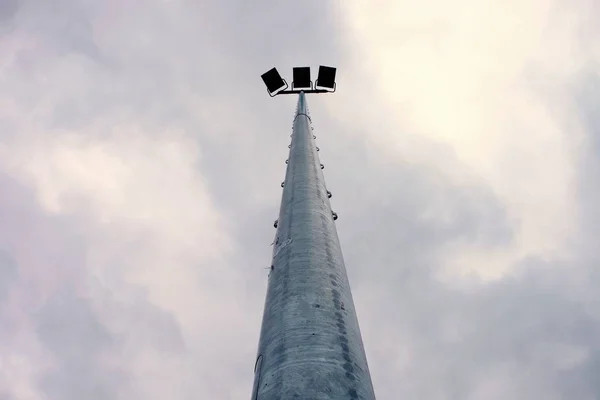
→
(261, 66, 337, 97)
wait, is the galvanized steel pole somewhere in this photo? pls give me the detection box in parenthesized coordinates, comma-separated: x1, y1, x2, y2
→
(251, 92, 376, 399)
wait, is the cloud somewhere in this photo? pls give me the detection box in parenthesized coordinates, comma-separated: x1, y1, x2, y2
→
(36, 287, 124, 400)
(0, 0, 599, 399)
(337, 0, 600, 280)
(0, 248, 17, 303)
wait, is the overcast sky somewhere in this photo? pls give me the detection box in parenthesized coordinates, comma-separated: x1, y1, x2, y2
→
(1, 0, 599, 399)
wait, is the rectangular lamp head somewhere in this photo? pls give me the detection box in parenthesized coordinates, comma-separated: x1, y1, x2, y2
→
(316, 65, 336, 90)
(292, 67, 311, 90)
(261, 67, 286, 94)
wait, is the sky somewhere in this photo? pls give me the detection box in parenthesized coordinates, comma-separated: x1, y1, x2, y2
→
(0, 0, 599, 399)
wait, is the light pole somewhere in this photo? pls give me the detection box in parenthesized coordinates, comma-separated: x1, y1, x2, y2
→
(251, 66, 376, 399)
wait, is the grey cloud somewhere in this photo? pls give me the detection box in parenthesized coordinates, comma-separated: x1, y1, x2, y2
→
(0, 251, 17, 303)
(324, 129, 513, 278)
(0, 172, 188, 399)
(0, 0, 18, 25)
(117, 299, 186, 355)
(349, 228, 600, 399)
(33, 279, 189, 399)
(574, 71, 600, 241)
(90, 277, 188, 356)
(16, 0, 100, 58)
(36, 287, 123, 400)
(343, 176, 600, 400)
(0, 176, 22, 304)
(1, 0, 600, 399)
(0, 173, 122, 399)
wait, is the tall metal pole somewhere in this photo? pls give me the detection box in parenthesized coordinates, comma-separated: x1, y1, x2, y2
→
(251, 92, 376, 399)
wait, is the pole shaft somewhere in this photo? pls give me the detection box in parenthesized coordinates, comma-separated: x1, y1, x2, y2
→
(252, 93, 376, 399)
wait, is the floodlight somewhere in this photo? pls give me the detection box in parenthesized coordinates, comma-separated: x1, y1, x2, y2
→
(261, 65, 336, 96)
(315, 66, 336, 91)
(261, 67, 288, 95)
(292, 67, 311, 90)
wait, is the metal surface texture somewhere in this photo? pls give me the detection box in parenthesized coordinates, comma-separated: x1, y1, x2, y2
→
(251, 93, 376, 399)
